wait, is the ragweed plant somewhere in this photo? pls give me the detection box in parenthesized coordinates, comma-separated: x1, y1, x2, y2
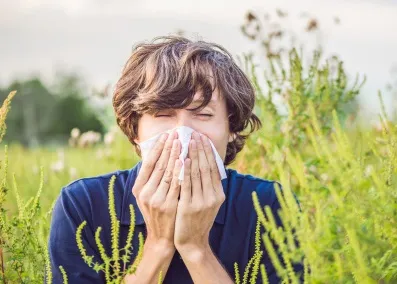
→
(244, 98, 397, 283)
(0, 91, 50, 283)
(234, 219, 265, 284)
(74, 175, 146, 283)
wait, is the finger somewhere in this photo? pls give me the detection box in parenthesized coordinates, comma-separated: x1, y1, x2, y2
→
(166, 158, 183, 202)
(194, 132, 212, 197)
(200, 134, 221, 190)
(189, 137, 202, 200)
(145, 130, 177, 194)
(155, 138, 181, 200)
(180, 158, 192, 203)
(134, 132, 169, 192)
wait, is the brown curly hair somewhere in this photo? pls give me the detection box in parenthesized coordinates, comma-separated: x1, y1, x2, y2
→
(112, 35, 261, 166)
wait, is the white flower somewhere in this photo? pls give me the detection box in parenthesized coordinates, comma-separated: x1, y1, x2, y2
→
(364, 165, 373, 177)
(69, 167, 78, 179)
(71, 128, 81, 139)
(78, 131, 101, 148)
(309, 165, 317, 173)
(320, 173, 329, 182)
(104, 132, 114, 146)
(51, 160, 65, 173)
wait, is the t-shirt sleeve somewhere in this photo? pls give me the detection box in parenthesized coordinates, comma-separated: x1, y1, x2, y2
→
(249, 181, 304, 284)
(46, 185, 105, 283)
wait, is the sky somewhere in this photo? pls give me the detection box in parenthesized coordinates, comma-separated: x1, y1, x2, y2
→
(1, 0, 397, 121)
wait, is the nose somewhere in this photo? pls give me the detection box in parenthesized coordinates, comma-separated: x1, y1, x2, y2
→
(174, 110, 194, 129)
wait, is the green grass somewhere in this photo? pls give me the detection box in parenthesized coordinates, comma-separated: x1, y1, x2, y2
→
(1, 48, 397, 283)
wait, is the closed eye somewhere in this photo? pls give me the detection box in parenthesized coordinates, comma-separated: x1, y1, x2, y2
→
(155, 113, 213, 117)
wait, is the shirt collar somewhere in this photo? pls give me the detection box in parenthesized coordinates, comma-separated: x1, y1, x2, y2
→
(121, 160, 229, 226)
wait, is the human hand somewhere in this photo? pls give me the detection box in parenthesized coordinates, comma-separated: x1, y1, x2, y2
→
(174, 131, 226, 255)
(132, 129, 182, 250)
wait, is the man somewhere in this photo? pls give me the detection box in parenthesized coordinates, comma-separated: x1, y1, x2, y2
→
(48, 35, 303, 283)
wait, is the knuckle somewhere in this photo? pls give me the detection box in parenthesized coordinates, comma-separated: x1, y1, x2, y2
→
(171, 175, 180, 186)
(153, 141, 164, 152)
(173, 170, 180, 180)
(183, 179, 191, 187)
(162, 176, 172, 185)
(132, 185, 138, 195)
(164, 142, 173, 152)
(158, 205, 168, 214)
(192, 204, 202, 213)
(219, 193, 226, 202)
(164, 168, 173, 178)
(140, 195, 150, 206)
(150, 199, 162, 209)
(155, 163, 167, 172)
(200, 165, 210, 173)
(154, 139, 167, 149)
(207, 198, 217, 208)
(142, 159, 154, 171)
(191, 170, 200, 180)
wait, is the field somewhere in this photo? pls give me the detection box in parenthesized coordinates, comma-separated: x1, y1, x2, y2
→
(1, 49, 397, 283)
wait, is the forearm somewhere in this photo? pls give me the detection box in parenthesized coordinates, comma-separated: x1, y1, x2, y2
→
(179, 245, 234, 284)
(124, 240, 175, 284)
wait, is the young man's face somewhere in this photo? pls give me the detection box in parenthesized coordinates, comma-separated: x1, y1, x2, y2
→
(134, 88, 233, 162)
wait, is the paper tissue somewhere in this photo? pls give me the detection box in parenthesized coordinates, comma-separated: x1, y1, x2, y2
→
(138, 126, 227, 183)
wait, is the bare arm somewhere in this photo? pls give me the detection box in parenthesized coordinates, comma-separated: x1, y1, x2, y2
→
(125, 130, 182, 283)
(174, 133, 234, 284)
(179, 246, 234, 284)
(124, 240, 175, 283)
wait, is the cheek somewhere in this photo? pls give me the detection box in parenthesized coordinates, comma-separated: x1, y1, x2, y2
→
(137, 115, 170, 142)
(201, 130, 229, 160)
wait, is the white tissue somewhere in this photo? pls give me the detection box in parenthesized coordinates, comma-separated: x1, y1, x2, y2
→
(138, 126, 227, 182)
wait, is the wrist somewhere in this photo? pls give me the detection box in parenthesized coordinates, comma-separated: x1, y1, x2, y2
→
(145, 238, 175, 256)
(177, 243, 212, 263)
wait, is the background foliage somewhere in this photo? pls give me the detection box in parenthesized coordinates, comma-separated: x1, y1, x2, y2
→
(0, 9, 396, 284)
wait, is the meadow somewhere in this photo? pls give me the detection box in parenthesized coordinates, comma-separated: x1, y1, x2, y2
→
(0, 45, 397, 283)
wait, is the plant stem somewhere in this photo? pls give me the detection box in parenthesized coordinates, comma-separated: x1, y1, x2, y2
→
(0, 238, 7, 284)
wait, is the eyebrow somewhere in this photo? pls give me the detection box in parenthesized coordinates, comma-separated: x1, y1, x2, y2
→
(189, 99, 217, 108)
(151, 99, 218, 114)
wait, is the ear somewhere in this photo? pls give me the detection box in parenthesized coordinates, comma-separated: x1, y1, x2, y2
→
(228, 133, 236, 143)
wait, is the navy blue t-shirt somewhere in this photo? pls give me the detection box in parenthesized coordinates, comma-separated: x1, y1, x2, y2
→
(48, 161, 303, 283)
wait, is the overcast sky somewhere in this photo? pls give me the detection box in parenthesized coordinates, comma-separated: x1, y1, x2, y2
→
(1, 0, 397, 120)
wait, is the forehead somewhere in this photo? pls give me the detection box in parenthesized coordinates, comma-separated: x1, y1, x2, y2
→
(190, 88, 223, 107)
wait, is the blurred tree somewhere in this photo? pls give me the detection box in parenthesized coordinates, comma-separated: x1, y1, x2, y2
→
(46, 94, 104, 142)
(0, 77, 56, 146)
(47, 71, 105, 143)
(0, 72, 105, 147)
